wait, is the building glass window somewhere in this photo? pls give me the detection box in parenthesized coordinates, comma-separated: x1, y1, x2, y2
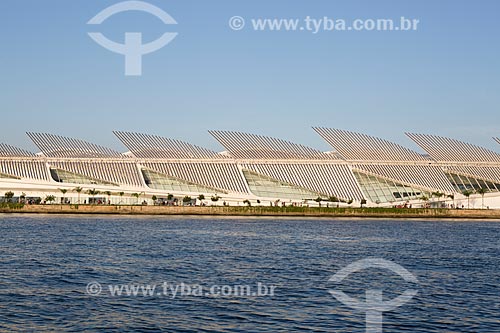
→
(50, 168, 117, 186)
(353, 170, 426, 203)
(141, 168, 224, 194)
(242, 169, 325, 200)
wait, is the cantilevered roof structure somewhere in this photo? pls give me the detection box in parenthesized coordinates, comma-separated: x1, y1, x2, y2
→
(314, 127, 426, 161)
(0, 143, 35, 157)
(113, 131, 247, 192)
(209, 130, 336, 160)
(494, 137, 500, 146)
(406, 133, 500, 163)
(406, 133, 500, 189)
(0, 142, 49, 180)
(26, 132, 124, 158)
(114, 131, 225, 159)
(313, 128, 456, 194)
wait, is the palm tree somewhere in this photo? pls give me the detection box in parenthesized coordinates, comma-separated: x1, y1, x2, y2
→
(420, 195, 429, 208)
(198, 194, 205, 205)
(59, 188, 68, 204)
(447, 194, 455, 207)
(182, 196, 192, 206)
(73, 187, 83, 204)
(211, 195, 220, 206)
(314, 197, 323, 207)
(45, 195, 56, 204)
(131, 193, 140, 205)
(118, 191, 125, 204)
(476, 188, 488, 209)
(462, 189, 474, 209)
(360, 199, 367, 208)
(104, 191, 112, 204)
(4, 191, 14, 203)
(86, 189, 100, 205)
(432, 191, 444, 207)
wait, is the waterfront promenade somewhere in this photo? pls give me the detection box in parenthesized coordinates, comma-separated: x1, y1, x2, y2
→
(2, 204, 500, 219)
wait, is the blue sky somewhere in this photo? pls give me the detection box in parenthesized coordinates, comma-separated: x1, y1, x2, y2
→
(0, 0, 499, 153)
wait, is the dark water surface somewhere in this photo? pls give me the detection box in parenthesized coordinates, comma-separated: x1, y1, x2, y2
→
(0, 215, 499, 332)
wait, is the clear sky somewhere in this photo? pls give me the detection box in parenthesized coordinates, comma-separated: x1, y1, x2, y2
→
(1, 0, 499, 153)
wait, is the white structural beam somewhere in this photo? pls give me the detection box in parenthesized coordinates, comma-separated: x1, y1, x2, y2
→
(113, 131, 224, 159)
(314, 127, 426, 161)
(406, 133, 500, 163)
(26, 132, 123, 158)
(0, 143, 35, 157)
(209, 130, 336, 160)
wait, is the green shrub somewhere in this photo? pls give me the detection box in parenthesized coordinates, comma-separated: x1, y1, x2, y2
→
(0, 202, 24, 209)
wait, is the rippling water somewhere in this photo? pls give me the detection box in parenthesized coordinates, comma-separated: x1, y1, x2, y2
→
(0, 215, 499, 332)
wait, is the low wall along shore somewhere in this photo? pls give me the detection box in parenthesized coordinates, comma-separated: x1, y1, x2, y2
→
(1, 204, 500, 219)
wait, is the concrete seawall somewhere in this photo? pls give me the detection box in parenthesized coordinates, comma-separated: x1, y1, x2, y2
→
(2, 205, 500, 219)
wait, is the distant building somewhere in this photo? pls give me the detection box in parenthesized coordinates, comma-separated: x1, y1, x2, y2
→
(1, 129, 500, 208)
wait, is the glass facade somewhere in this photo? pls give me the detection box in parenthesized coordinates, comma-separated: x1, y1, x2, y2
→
(142, 168, 224, 194)
(0, 172, 19, 180)
(445, 172, 500, 192)
(353, 170, 426, 203)
(242, 169, 323, 200)
(50, 168, 118, 186)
